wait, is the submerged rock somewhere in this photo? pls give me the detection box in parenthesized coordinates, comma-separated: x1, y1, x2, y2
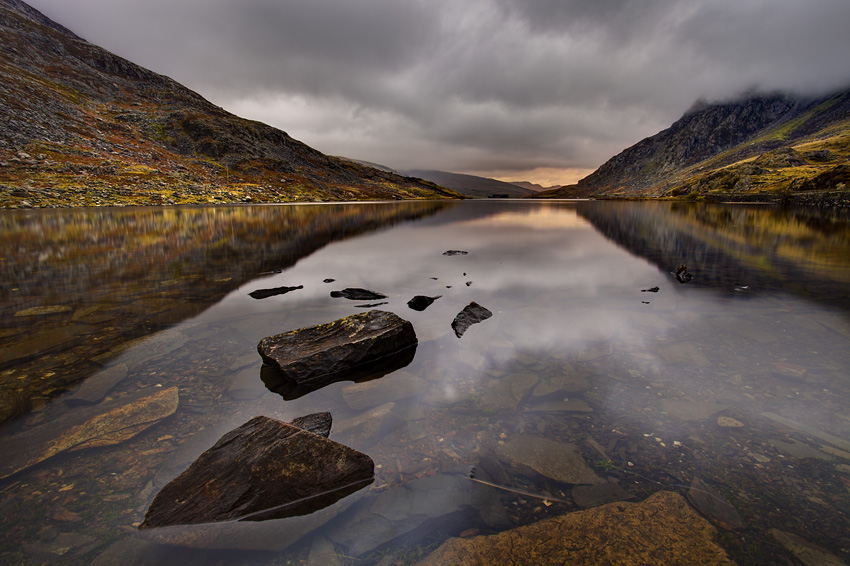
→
(330, 288, 387, 301)
(571, 480, 634, 509)
(326, 470, 510, 557)
(65, 363, 129, 405)
(687, 477, 744, 530)
(416, 491, 736, 566)
(341, 371, 429, 411)
(140, 416, 373, 528)
(770, 529, 847, 566)
(451, 302, 493, 338)
(13, 305, 73, 317)
(257, 310, 417, 397)
(248, 285, 303, 300)
(494, 435, 601, 485)
(0, 387, 178, 480)
(407, 295, 441, 311)
(334, 402, 403, 449)
(0, 325, 87, 368)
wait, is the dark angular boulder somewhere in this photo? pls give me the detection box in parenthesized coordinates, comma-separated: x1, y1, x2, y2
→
(249, 285, 303, 300)
(407, 295, 441, 311)
(330, 288, 387, 301)
(451, 302, 493, 338)
(257, 310, 418, 397)
(290, 412, 332, 438)
(140, 416, 374, 528)
(443, 250, 468, 256)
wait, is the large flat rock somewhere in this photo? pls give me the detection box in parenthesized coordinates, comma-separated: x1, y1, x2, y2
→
(415, 491, 737, 566)
(257, 310, 417, 396)
(140, 416, 374, 528)
(0, 386, 178, 480)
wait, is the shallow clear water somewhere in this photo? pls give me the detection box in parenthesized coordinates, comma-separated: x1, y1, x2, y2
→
(1, 200, 849, 565)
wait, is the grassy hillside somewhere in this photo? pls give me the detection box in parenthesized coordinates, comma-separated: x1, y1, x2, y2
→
(535, 89, 850, 206)
(0, 0, 462, 208)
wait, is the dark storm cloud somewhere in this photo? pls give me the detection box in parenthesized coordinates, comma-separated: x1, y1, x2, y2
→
(24, 0, 850, 182)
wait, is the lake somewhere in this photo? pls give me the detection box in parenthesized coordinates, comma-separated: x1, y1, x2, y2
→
(1, 200, 849, 565)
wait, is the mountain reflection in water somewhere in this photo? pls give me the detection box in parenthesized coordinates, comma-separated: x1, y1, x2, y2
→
(0, 201, 452, 414)
(0, 200, 849, 565)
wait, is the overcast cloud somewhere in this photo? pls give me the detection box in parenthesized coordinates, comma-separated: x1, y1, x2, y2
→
(26, 0, 850, 185)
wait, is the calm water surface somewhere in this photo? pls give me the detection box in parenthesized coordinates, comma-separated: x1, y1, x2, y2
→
(1, 200, 849, 565)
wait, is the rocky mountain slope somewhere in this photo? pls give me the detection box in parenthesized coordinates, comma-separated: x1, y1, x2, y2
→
(535, 88, 850, 205)
(508, 181, 559, 192)
(402, 169, 535, 198)
(0, 0, 461, 207)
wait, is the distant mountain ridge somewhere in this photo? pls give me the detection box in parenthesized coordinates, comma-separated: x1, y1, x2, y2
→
(402, 169, 535, 198)
(509, 181, 560, 192)
(0, 0, 461, 207)
(535, 88, 850, 204)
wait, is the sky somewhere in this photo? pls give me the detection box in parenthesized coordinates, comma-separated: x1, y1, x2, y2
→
(26, 0, 850, 186)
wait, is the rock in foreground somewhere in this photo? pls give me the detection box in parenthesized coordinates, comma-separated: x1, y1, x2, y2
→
(257, 310, 417, 396)
(415, 491, 736, 566)
(140, 416, 374, 528)
(451, 302, 493, 338)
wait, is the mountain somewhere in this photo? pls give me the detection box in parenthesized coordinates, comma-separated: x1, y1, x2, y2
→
(0, 0, 461, 207)
(402, 169, 535, 198)
(535, 88, 850, 205)
(509, 181, 560, 192)
(335, 156, 403, 175)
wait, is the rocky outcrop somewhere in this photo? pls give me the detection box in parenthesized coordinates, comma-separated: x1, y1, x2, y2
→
(451, 302, 493, 338)
(0, 386, 178, 480)
(415, 491, 737, 566)
(257, 310, 418, 397)
(575, 94, 802, 195)
(534, 88, 850, 200)
(140, 415, 374, 528)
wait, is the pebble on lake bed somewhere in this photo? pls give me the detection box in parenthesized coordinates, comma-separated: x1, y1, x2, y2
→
(717, 416, 744, 428)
